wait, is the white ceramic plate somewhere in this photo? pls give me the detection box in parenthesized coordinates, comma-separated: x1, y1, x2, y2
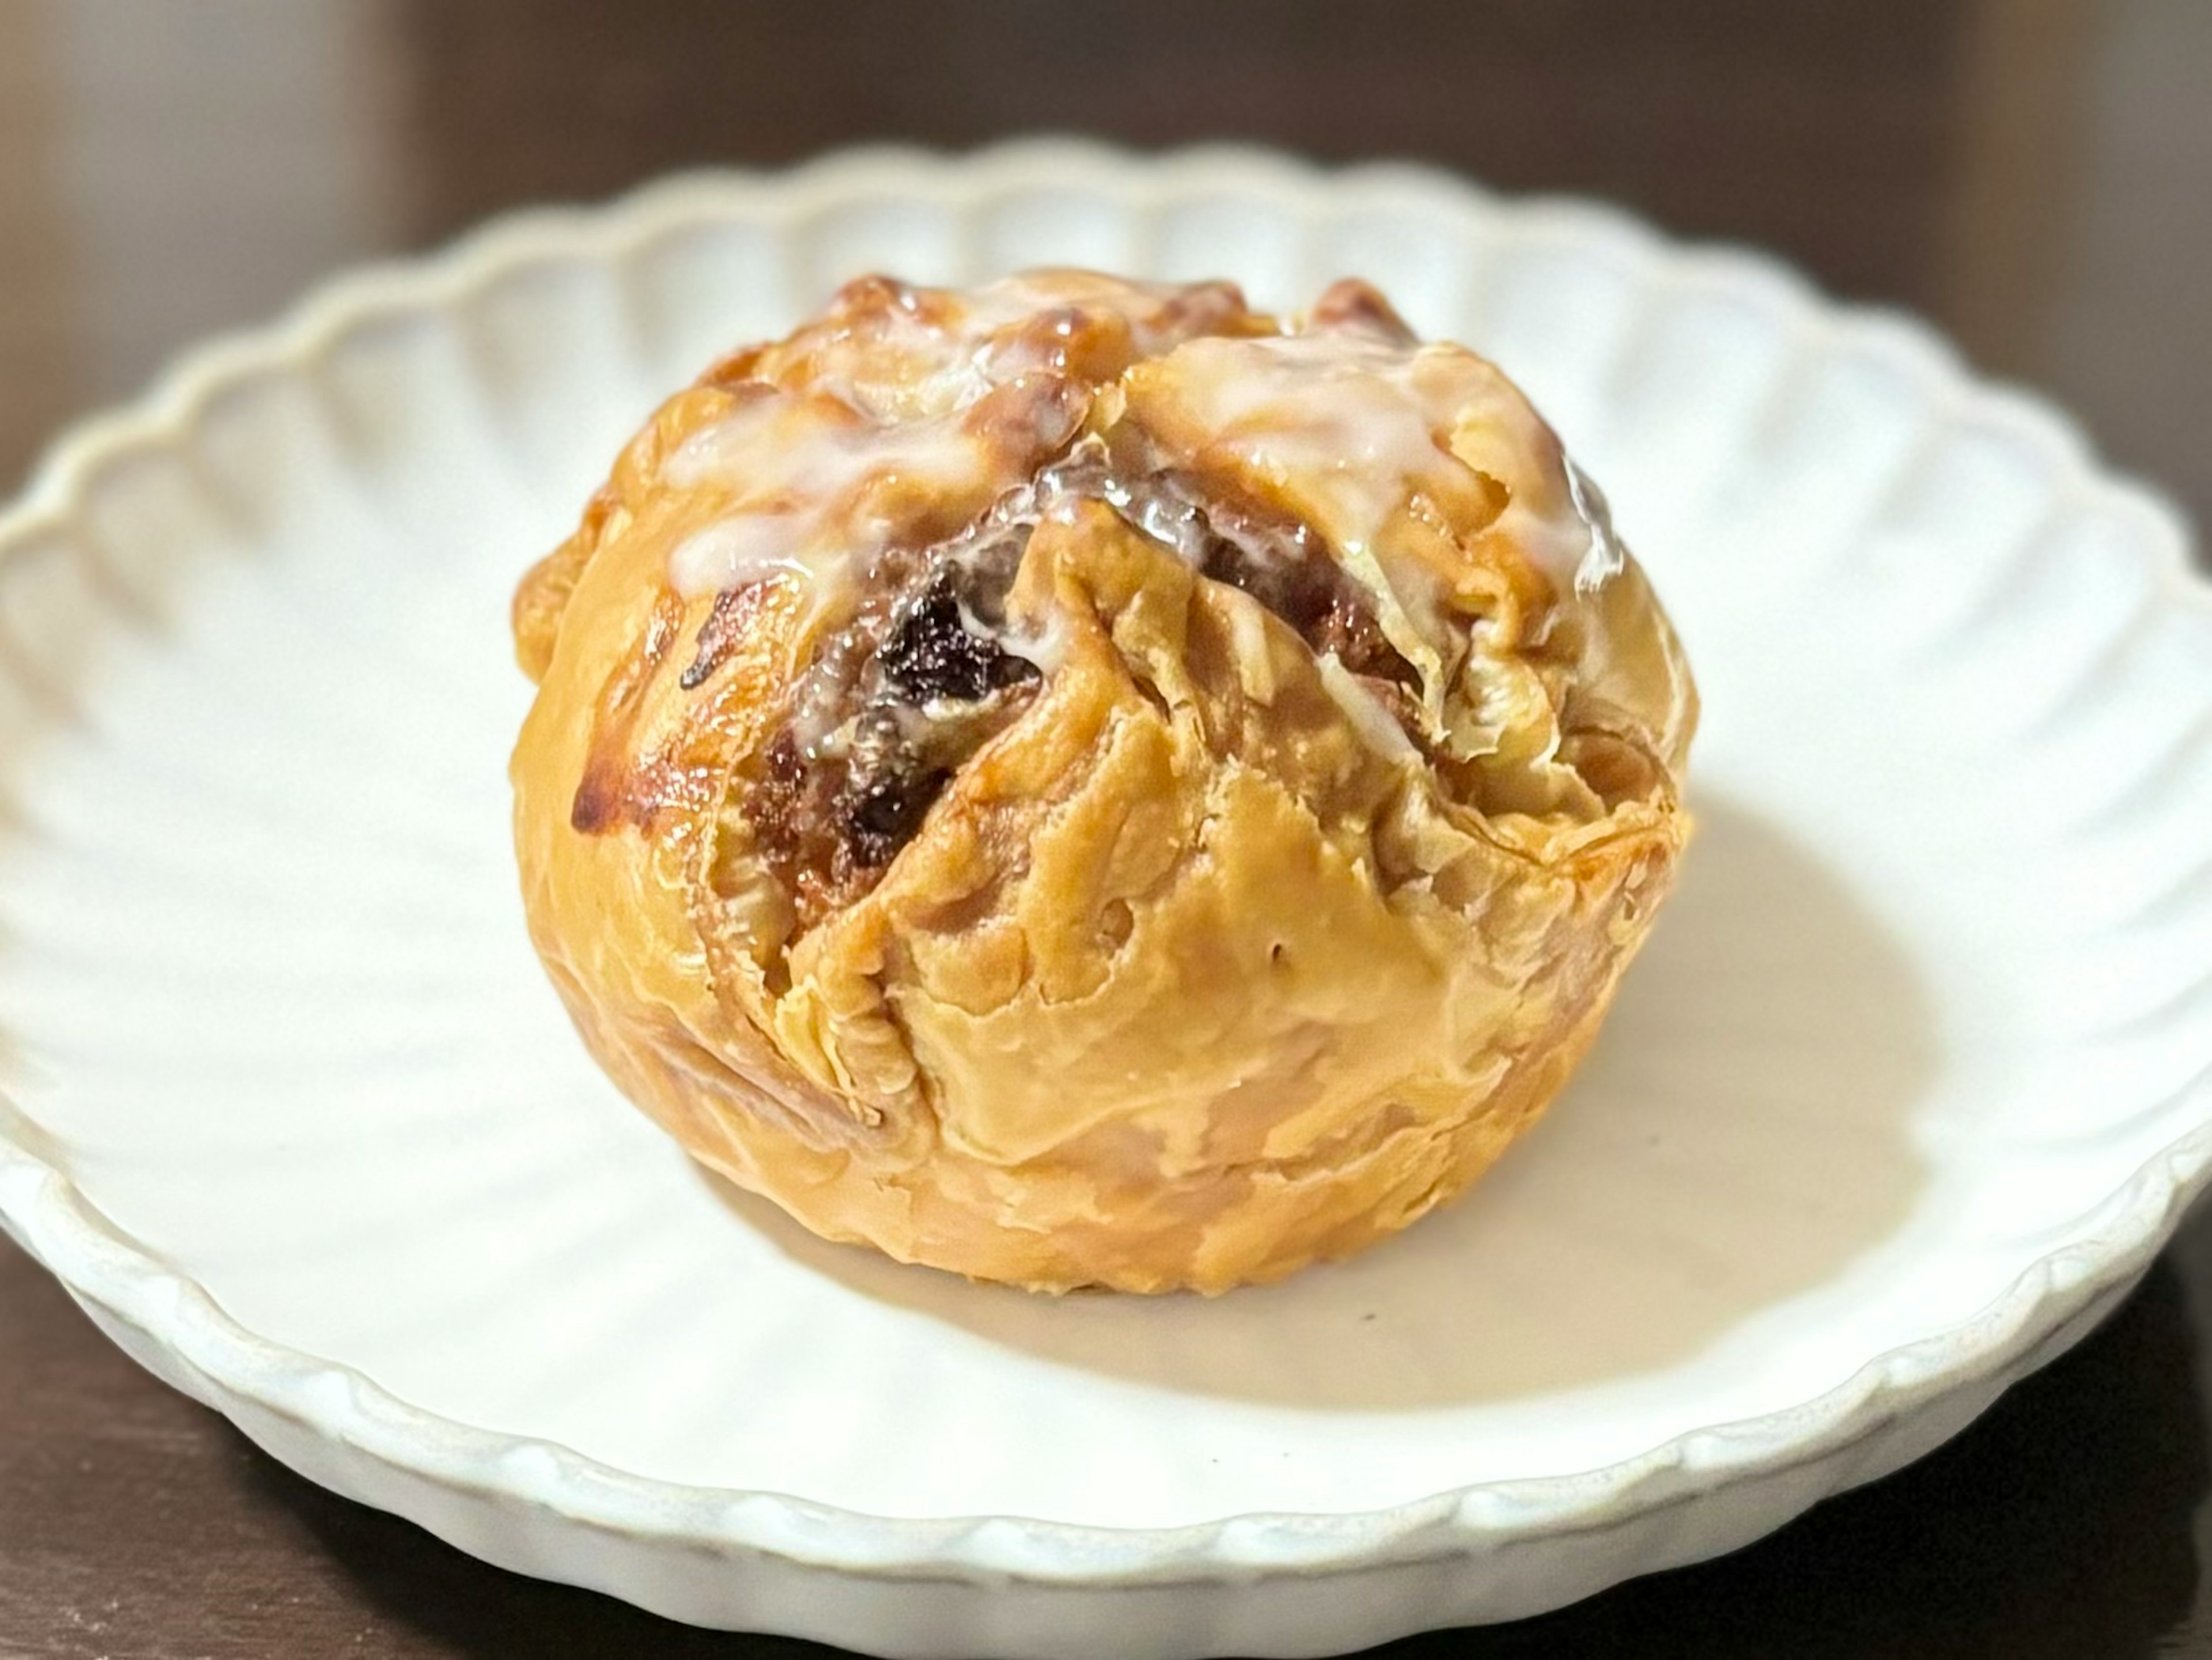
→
(2, 141, 2209, 1659)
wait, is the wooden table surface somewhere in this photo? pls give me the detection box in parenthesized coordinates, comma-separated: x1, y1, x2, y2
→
(4, 2, 2211, 1654)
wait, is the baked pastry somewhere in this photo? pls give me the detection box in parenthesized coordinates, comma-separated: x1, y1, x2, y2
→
(511, 270, 1695, 1294)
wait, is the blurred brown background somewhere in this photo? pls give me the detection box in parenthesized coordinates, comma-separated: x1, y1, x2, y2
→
(2, 0, 2209, 535)
(3, 1, 2211, 1656)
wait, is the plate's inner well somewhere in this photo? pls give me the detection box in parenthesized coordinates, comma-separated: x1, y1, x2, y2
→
(3, 193, 2208, 1530)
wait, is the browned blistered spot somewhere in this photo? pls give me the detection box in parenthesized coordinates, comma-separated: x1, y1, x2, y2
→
(960, 374, 1090, 468)
(576, 753, 722, 833)
(1003, 304, 1137, 386)
(699, 343, 770, 390)
(680, 581, 774, 690)
(836, 273, 921, 317)
(1149, 278, 1252, 343)
(571, 588, 690, 835)
(1309, 278, 1416, 345)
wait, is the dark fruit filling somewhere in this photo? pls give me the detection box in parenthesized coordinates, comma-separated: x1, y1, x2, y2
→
(880, 569, 1039, 705)
(742, 524, 1043, 930)
(733, 450, 1420, 932)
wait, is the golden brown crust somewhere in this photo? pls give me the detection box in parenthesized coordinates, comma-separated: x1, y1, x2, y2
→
(511, 271, 1696, 1293)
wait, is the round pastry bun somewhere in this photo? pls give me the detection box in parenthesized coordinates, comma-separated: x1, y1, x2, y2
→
(511, 271, 1695, 1294)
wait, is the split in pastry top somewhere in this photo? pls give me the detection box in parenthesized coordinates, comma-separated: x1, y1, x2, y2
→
(528, 271, 1691, 928)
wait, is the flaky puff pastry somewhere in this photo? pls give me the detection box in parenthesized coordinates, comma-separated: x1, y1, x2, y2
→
(512, 271, 1695, 1294)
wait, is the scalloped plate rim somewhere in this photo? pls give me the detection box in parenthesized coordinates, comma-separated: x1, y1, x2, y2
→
(0, 137, 2207, 1591)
